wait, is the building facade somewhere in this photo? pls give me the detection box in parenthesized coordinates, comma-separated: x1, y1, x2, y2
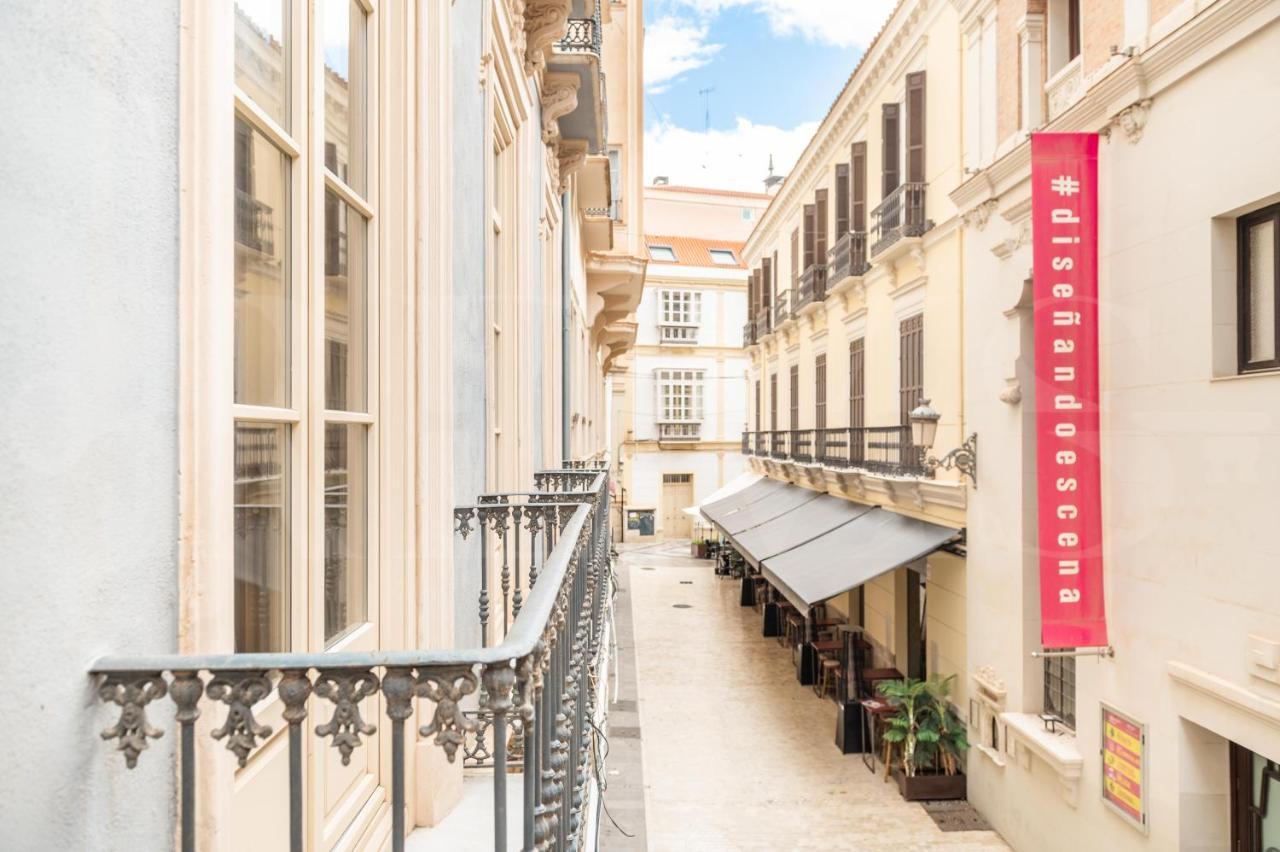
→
(1, 0, 641, 849)
(615, 185, 770, 540)
(952, 0, 1280, 849)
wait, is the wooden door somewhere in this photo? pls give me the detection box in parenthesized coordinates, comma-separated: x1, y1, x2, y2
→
(662, 474, 694, 539)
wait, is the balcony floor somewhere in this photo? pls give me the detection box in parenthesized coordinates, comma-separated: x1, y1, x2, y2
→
(405, 769, 522, 852)
(608, 541, 1009, 851)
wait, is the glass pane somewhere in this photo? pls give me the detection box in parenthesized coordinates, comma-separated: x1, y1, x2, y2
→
(235, 423, 290, 652)
(325, 190, 368, 411)
(1256, 753, 1280, 849)
(323, 0, 367, 194)
(325, 423, 368, 643)
(234, 0, 289, 128)
(235, 118, 291, 407)
(1247, 220, 1276, 363)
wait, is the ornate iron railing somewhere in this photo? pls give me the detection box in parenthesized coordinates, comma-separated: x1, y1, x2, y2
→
(235, 188, 275, 255)
(796, 264, 828, 309)
(870, 182, 930, 257)
(743, 317, 757, 346)
(755, 305, 774, 338)
(827, 231, 869, 283)
(90, 467, 612, 852)
(774, 289, 792, 326)
(742, 428, 924, 477)
(555, 15, 601, 58)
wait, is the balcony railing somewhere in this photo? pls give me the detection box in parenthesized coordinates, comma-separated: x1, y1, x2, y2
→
(659, 323, 699, 345)
(796, 264, 828, 309)
(658, 421, 701, 441)
(755, 305, 774, 338)
(743, 317, 757, 346)
(89, 465, 613, 852)
(827, 231, 869, 283)
(870, 182, 930, 257)
(774, 289, 792, 326)
(235, 188, 276, 255)
(744, 428, 924, 477)
(555, 13, 601, 58)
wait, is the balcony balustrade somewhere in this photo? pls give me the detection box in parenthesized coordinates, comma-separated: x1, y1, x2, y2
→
(555, 15, 601, 57)
(870, 182, 930, 258)
(827, 231, 869, 284)
(235, 188, 276, 255)
(89, 462, 613, 852)
(755, 305, 774, 338)
(742, 317, 757, 346)
(659, 323, 699, 345)
(774, 289, 792, 326)
(657, 421, 701, 441)
(796, 265, 828, 309)
(743, 428, 924, 477)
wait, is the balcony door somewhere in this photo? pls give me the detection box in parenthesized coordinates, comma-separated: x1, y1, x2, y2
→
(230, 1, 394, 847)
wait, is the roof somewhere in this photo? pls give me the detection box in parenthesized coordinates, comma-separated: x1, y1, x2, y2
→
(647, 185, 774, 202)
(644, 235, 748, 269)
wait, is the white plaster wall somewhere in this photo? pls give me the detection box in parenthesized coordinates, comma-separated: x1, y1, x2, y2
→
(962, 15, 1280, 852)
(0, 1, 181, 846)
(629, 450, 746, 519)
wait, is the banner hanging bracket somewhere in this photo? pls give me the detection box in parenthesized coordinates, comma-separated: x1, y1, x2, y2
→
(1031, 646, 1115, 659)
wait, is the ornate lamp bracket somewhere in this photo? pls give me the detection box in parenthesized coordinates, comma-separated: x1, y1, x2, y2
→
(923, 433, 978, 488)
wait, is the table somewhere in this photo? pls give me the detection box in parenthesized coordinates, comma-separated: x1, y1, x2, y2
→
(859, 698, 897, 774)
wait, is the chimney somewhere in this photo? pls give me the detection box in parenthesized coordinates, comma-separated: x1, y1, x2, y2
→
(763, 155, 783, 195)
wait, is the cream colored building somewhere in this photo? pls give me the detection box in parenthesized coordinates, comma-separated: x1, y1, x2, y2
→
(615, 185, 771, 540)
(3, 1, 642, 849)
(951, 0, 1280, 849)
(739, 0, 973, 702)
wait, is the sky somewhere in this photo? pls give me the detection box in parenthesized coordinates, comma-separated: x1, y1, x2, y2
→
(643, 0, 898, 193)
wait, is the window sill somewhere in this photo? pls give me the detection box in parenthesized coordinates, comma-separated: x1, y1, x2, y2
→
(1210, 368, 1280, 383)
(1001, 712, 1083, 806)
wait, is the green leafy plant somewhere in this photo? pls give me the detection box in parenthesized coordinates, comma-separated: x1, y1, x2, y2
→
(878, 674, 969, 777)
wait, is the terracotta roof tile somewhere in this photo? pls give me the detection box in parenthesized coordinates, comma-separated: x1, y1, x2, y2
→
(645, 235, 748, 269)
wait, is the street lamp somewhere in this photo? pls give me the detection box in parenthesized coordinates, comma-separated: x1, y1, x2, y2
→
(908, 398, 978, 487)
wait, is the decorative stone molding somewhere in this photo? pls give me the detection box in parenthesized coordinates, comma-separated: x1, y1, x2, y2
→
(999, 377, 1022, 405)
(557, 139, 589, 193)
(540, 72, 581, 143)
(1113, 98, 1153, 143)
(524, 0, 572, 75)
(992, 220, 1031, 260)
(962, 199, 999, 230)
(1002, 712, 1083, 806)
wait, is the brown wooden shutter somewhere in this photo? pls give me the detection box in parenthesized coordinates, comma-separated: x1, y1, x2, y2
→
(770, 373, 778, 430)
(761, 256, 772, 307)
(899, 314, 923, 425)
(849, 338, 865, 428)
(747, 269, 757, 318)
(815, 354, 827, 430)
(815, 190, 829, 267)
(906, 71, 926, 184)
(803, 204, 816, 270)
(851, 142, 867, 232)
(789, 364, 799, 431)
(790, 229, 799, 288)
(834, 165, 850, 236)
(882, 103, 900, 197)
(755, 379, 761, 430)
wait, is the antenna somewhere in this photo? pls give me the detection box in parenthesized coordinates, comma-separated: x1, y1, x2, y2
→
(698, 87, 715, 133)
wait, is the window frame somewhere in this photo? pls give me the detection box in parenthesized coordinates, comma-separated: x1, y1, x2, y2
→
(656, 368, 705, 423)
(649, 244, 676, 262)
(1043, 653, 1076, 730)
(659, 289, 701, 326)
(708, 248, 737, 266)
(1237, 202, 1280, 374)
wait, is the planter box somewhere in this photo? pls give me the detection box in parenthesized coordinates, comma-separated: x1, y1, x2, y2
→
(691, 542, 707, 559)
(892, 768, 966, 801)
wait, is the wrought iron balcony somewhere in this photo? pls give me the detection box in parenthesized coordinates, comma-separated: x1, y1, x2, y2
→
(235, 188, 276, 255)
(657, 421, 701, 441)
(743, 317, 757, 346)
(755, 305, 774, 338)
(796, 265, 828, 309)
(659, 322, 699, 345)
(742, 427, 925, 477)
(555, 16, 601, 58)
(89, 466, 613, 852)
(870, 182, 931, 258)
(774, 289, 792, 326)
(827, 231, 869, 283)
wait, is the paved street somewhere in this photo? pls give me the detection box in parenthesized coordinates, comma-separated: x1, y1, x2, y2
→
(602, 541, 1009, 852)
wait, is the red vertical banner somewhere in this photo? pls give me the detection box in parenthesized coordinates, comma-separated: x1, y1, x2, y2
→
(1032, 133, 1108, 649)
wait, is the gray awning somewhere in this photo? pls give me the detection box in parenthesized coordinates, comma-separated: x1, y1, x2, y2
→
(717, 484, 822, 536)
(700, 477, 788, 526)
(732, 495, 875, 569)
(761, 508, 961, 611)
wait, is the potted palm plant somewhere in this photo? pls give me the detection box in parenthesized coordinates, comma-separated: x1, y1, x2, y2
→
(879, 674, 968, 801)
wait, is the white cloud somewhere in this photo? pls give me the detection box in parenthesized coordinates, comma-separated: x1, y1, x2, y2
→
(644, 116, 818, 193)
(644, 17, 722, 91)
(655, 0, 898, 49)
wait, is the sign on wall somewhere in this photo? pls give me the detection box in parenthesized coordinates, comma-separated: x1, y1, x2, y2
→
(1031, 133, 1109, 649)
(1101, 704, 1148, 833)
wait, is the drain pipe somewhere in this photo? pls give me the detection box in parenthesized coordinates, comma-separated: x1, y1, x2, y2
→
(561, 191, 571, 464)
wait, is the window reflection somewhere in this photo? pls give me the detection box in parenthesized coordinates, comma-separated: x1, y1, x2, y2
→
(323, 0, 366, 193)
(234, 0, 289, 129)
(324, 423, 367, 643)
(235, 423, 290, 652)
(324, 189, 367, 411)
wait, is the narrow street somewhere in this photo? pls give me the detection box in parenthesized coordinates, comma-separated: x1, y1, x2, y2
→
(602, 541, 1009, 852)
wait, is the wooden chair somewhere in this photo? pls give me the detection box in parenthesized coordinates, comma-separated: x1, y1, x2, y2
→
(814, 656, 841, 701)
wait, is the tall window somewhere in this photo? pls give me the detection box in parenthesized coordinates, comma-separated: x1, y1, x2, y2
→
(657, 369, 704, 422)
(849, 338, 865, 428)
(607, 145, 623, 220)
(770, 373, 778, 431)
(835, 164, 850, 237)
(1230, 742, 1280, 850)
(899, 314, 924, 426)
(814, 354, 827, 430)
(660, 289, 701, 325)
(233, 0, 373, 652)
(754, 379, 761, 431)
(1043, 655, 1076, 729)
(1048, 0, 1082, 74)
(789, 364, 800, 431)
(1239, 203, 1279, 373)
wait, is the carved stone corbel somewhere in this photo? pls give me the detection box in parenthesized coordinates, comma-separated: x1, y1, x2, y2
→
(963, 199, 998, 230)
(541, 72, 580, 144)
(524, 0, 572, 75)
(557, 139, 589, 193)
(1114, 98, 1153, 144)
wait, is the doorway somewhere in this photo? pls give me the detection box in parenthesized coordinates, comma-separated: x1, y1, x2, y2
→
(661, 473, 694, 539)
